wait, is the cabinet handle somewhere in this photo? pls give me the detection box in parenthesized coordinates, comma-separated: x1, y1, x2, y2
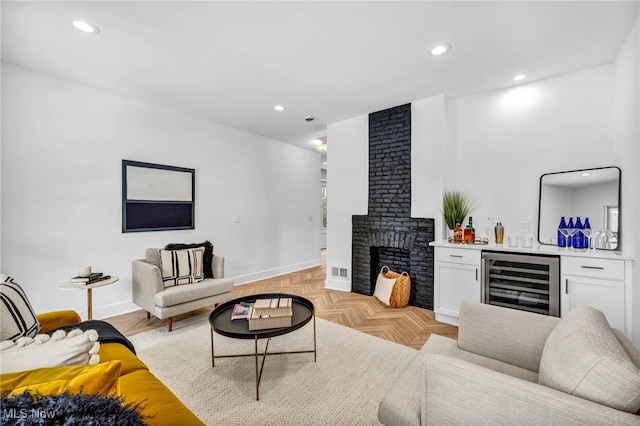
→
(449, 255, 463, 258)
(565, 278, 569, 294)
(581, 265, 604, 270)
(475, 268, 478, 281)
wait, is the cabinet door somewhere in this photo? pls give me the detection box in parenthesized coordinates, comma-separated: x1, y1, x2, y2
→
(435, 262, 480, 321)
(561, 275, 625, 331)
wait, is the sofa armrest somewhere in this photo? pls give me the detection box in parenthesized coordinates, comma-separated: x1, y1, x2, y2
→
(36, 310, 82, 333)
(422, 354, 639, 426)
(457, 301, 560, 372)
(212, 255, 225, 279)
(132, 259, 164, 313)
(613, 328, 640, 368)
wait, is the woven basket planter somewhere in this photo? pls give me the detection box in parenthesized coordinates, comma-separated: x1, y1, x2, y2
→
(381, 266, 411, 308)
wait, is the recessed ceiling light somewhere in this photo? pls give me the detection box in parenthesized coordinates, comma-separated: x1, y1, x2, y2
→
(581, 172, 591, 177)
(73, 20, 100, 34)
(274, 105, 285, 111)
(513, 74, 526, 82)
(430, 44, 451, 56)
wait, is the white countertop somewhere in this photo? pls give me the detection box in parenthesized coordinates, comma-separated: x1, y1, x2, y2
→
(429, 240, 635, 260)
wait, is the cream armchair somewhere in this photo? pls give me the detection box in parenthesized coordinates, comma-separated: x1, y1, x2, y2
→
(132, 248, 233, 331)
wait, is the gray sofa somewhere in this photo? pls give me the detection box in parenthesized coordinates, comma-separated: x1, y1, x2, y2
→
(132, 248, 234, 331)
(379, 301, 640, 425)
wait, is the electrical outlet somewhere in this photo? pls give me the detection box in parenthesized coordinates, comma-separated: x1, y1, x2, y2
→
(520, 221, 530, 234)
(235, 215, 241, 223)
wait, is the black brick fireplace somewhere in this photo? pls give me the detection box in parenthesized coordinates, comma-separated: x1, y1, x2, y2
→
(352, 103, 435, 309)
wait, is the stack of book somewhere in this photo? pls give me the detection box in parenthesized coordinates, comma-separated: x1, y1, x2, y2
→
(248, 297, 293, 331)
(71, 272, 111, 285)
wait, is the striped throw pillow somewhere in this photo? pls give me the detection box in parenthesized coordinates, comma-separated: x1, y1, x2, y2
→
(159, 247, 205, 288)
(1, 275, 41, 341)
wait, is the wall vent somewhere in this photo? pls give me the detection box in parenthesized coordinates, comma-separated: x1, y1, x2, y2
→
(331, 267, 348, 279)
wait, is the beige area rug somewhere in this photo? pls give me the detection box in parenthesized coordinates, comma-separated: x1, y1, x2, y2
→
(128, 314, 418, 425)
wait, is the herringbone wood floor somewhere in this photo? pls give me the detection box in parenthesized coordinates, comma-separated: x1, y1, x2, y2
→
(105, 251, 458, 349)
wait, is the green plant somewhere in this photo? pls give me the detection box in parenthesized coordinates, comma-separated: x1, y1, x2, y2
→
(442, 191, 474, 230)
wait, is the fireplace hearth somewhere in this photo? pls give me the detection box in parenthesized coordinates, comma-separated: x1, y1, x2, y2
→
(351, 104, 435, 309)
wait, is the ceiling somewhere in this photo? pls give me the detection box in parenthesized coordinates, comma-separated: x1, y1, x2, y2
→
(2, 1, 639, 153)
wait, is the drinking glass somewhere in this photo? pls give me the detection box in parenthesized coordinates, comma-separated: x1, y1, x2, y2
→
(520, 236, 533, 248)
(559, 227, 577, 250)
(582, 228, 593, 252)
(485, 217, 494, 243)
(599, 230, 612, 250)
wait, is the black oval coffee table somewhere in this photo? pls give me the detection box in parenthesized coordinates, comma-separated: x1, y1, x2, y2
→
(209, 293, 316, 400)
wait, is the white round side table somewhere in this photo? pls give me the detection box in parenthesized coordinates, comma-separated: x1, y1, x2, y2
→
(57, 276, 119, 320)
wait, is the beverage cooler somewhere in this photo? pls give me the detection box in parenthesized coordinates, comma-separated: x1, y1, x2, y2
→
(482, 251, 560, 316)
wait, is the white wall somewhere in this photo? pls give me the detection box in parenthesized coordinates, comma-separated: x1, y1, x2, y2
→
(1, 63, 321, 318)
(327, 64, 616, 281)
(411, 95, 448, 239)
(448, 65, 615, 238)
(326, 51, 639, 345)
(324, 115, 368, 291)
(613, 18, 640, 345)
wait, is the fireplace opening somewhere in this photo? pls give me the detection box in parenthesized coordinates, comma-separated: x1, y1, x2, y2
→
(370, 246, 412, 296)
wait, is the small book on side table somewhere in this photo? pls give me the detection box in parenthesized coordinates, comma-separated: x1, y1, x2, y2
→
(71, 272, 103, 283)
(72, 273, 111, 285)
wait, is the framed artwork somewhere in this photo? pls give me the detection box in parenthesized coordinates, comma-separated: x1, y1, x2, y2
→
(122, 160, 195, 233)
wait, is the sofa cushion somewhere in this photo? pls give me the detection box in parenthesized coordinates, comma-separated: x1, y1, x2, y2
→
(118, 369, 205, 425)
(99, 342, 149, 376)
(378, 333, 539, 426)
(458, 300, 559, 373)
(539, 305, 640, 413)
(1, 275, 40, 341)
(154, 278, 233, 308)
(165, 241, 214, 278)
(0, 360, 121, 397)
(159, 247, 205, 288)
(0, 328, 100, 374)
(428, 334, 538, 382)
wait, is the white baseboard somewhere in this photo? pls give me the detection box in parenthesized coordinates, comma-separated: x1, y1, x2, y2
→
(91, 300, 140, 321)
(85, 260, 324, 319)
(324, 278, 351, 292)
(232, 259, 322, 285)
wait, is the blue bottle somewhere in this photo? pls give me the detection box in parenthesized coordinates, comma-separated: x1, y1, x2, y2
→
(567, 217, 575, 247)
(573, 216, 583, 249)
(557, 216, 567, 247)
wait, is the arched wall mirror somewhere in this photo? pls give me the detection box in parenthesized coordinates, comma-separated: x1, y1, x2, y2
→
(538, 167, 621, 250)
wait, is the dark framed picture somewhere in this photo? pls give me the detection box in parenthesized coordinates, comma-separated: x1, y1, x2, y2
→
(122, 160, 195, 233)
